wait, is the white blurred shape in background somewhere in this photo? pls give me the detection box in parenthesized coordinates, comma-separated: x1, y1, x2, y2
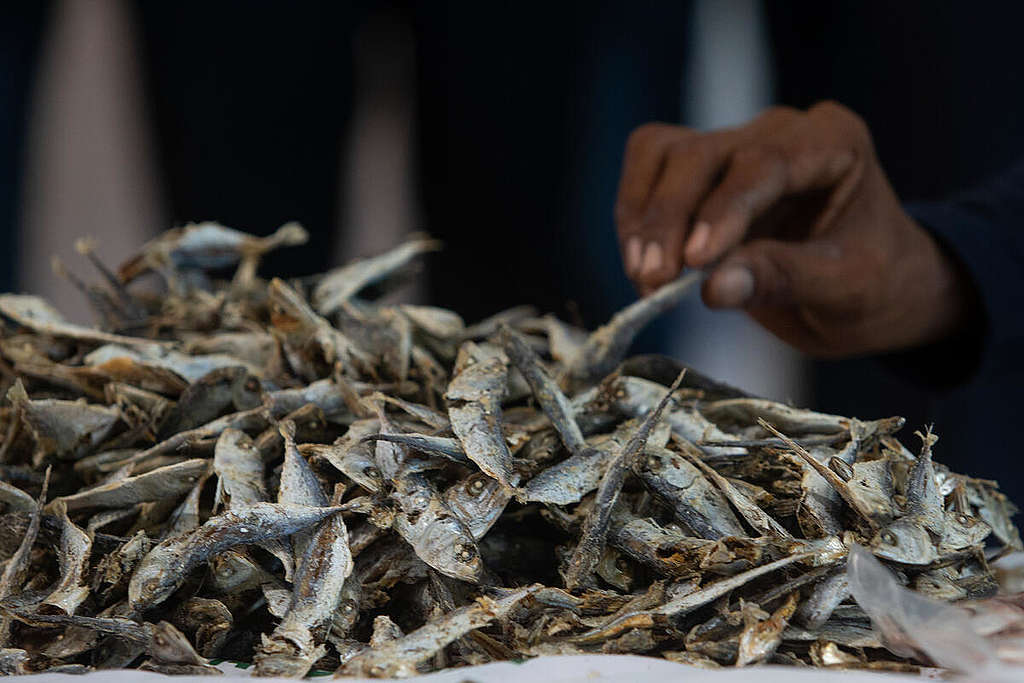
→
(671, 0, 809, 403)
(336, 9, 419, 267)
(21, 1, 418, 319)
(21, 0, 163, 323)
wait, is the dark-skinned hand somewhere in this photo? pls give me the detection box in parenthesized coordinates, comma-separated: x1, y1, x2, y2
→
(615, 101, 973, 358)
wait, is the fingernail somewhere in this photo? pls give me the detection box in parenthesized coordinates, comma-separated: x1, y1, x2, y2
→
(714, 265, 755, 307)
(641, 242, 664, 275)
(625, 237, 642, 274)
(685, 221, 710, 263)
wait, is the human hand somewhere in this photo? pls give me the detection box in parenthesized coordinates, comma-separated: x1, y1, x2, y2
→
(615, 102, 972, 357)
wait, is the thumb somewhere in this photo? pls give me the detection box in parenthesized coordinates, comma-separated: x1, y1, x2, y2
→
(701, 238, 842, 310)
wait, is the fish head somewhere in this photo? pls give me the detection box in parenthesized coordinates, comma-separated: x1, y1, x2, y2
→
(419, 518, 483, 583)
(456, 472, 506, 513)
(912, 569, 965, 601)
(148, 621, 204, 665)
(254, 654, 314, 679)
(128, 548, 182, 610)
(869, 520, 936, 565)
(942, 509, 992, 549)
(230, 370, 265, 410)
(334, 596, 361, 634)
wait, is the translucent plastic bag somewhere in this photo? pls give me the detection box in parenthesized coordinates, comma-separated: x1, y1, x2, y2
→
(847, 543, 1015, 678)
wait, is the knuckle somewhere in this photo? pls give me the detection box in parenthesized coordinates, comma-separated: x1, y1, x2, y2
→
(810, 100, 873, 147)
(730, 145, 791, 201)
(733, 143, 787, 171)
(666, 134, 717, 167)
(625, 122, 677, 152)
(756, 105, 801, 125)
(614, 198, 642, 226)
(808, 99, 849, 117)
(754, 255, 792, 304)
(639, 196, 674, 230)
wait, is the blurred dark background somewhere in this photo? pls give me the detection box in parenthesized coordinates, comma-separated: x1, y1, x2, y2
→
(2, 1, 1023, 503)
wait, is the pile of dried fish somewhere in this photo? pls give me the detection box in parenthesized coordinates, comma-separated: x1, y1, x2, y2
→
(0, 222, 1019, 678)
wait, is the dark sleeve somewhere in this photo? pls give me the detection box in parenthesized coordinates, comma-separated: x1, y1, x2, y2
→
(888, 160, 1024, 390)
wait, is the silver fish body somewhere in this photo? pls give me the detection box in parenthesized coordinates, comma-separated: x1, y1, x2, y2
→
(128, 502, 342, 609)
(391, 473, 482, 583)
(445, 345, 516, 491)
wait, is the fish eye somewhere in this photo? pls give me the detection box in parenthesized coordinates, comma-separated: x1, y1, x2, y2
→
(245, 379, 260, 392)
(881, 531, 897, 545)
(455, 543, 477, 563)
(468, 479, 486, 495)
(956, 513, 970, 525)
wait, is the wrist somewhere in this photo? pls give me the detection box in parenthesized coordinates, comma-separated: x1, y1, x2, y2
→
(894, 216, 976, 350)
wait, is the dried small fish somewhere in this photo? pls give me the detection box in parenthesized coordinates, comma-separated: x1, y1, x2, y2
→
(706, 398, 848, 435)
(736, 591, 799, 666)
(521, 418, 668, 506)
(445, 344, 516, 492)
(129, 502, 342, 609)
(0, 227, 1017, 677)
(563, 371, 684, 590)
(499, 325, 586, 455)
(363, 432, 471, 466)
(391, 471, 483, 583)
(51, 459, 209, 512)
(158, 366, 263, 437)
(0, 468, 48, 643)
(573, 551, 819, 644)
(313, 237, 440, 316)
(14, 391, 121, 463)
(0, 294, 166, 348)
(40, 500, 92, 615)
(634, 444, 745, 539)
(253, 496, 352, 678)
(443, 472, 513, 540)
(340, 584, 540, 677)
(269, 278, 375, 379)
(565, 273, 700, 386)
(118, 220, 307, 287)
(85, 343, 262, 383)
(0, 606, 206, 666)
(213, 428, 265, 508)
(306, 422, 383, 494)
(676, 438, 790, 538)
(0, 481, 35, 514)
(172, 597, 232, 658)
